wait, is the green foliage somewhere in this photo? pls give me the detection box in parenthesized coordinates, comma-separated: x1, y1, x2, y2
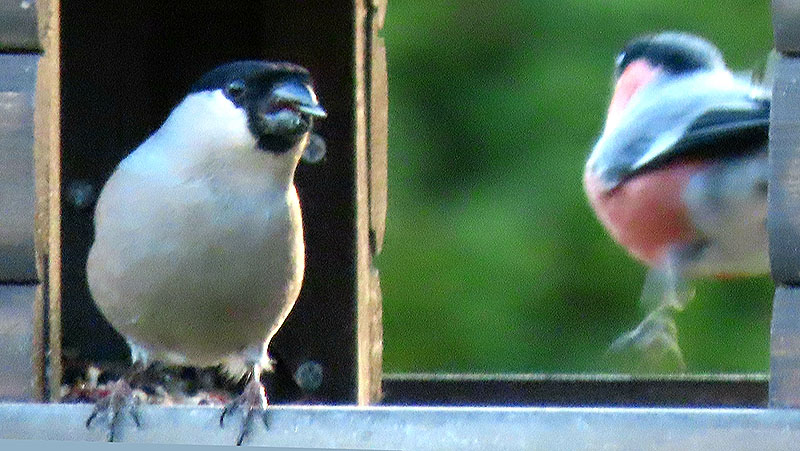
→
(380, 0, 773, 373)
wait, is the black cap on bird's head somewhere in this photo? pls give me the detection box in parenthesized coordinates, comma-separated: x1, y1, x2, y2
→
(190, 61, 327, 155)
(614, 32, 725, 79)
(601, 32, 729, 139)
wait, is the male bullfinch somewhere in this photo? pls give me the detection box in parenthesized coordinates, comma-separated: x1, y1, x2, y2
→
(584, 32, 769, 370)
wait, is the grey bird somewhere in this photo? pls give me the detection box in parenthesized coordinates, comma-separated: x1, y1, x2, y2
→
(85, 61, 327, 444)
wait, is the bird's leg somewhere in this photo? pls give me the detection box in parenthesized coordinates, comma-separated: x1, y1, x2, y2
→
(608, 249, 694, 372)
(86, 362, 146, 442)
(639, 251, 695, 314)
(220, 364, 268, 446)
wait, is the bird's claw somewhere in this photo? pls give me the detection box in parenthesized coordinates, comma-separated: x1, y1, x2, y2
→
(220, 376, 269, 446)
(607, 309, 687, 373)
(85, 379, 142, 442)
(607, 261, 692, 373)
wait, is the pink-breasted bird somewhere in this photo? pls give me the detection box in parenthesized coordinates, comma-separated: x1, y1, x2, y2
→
(583, 32, 770, 370)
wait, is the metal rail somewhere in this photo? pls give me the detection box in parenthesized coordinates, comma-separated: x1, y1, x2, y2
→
(3, 403, 800, 450)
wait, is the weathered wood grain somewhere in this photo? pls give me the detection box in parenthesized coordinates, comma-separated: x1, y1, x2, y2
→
(769, 4, 800, 408)
(369, 0, 388, 255)
(33, 0, 59, 401)
(773, 0, 800, 54)
(0, 284, 36, 400)
(354, 0, 386, 405)
(0, 54, 37, 282)
(0, 0, 38, 51)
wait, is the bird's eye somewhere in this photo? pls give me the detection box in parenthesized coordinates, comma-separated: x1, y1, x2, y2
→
(226, 80, 245, 97)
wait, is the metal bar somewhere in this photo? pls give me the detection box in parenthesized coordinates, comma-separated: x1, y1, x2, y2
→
(383, 373, 768, 408)
(2, 403, 800, 449)
(768, 0, 800, 408)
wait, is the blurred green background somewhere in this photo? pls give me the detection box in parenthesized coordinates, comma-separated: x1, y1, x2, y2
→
(379, 0, 775, 374)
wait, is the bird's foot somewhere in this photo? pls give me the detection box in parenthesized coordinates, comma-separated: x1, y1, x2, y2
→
(607, 309, 687, 373)
(220, 376, 269, 446)
(86, 379, 142, 442)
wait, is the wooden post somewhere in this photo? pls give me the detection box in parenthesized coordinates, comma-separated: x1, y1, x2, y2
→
(0, 50, 37, 369)
(354, 0, 387, 406)
(36, 0, 61, 402)
(768, 0, 800, 408)
(0, 0, 57, 402)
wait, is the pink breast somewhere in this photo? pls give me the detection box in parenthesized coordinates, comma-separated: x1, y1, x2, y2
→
(584, 161, 708, 267)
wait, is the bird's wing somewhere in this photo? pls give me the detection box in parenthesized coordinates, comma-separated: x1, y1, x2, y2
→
(628, 99, 769, 176)
(588, 71, 769, 192)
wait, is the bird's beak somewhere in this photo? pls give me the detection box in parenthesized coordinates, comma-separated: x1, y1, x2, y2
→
(271, 82, 328, 118)
(298, 103, 328, 118)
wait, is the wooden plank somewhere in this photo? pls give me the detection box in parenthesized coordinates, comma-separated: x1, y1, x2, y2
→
(0, 284, 36, 400)
(769, 4, 800, 408)
(767, 57, 800, 286)
(773, 0, 800, 54)
(770, 286, 800, 407)
(33, 0, 59, 401)
(0, 54, 37, 282)
(30, 284, 45, 400)
(354, 0, 371, 405)
(354, 0, 384, 405)
(0, 0, 39, 51)
(365, 0, 387, 403)
(383, 374, 768, 408)
(362, 266, 383, 402)
(369, 0, 388, 254)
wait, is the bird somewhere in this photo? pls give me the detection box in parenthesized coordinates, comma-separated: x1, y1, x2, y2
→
(84, 60, 328, 444)
(583, 32, 770, 371)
